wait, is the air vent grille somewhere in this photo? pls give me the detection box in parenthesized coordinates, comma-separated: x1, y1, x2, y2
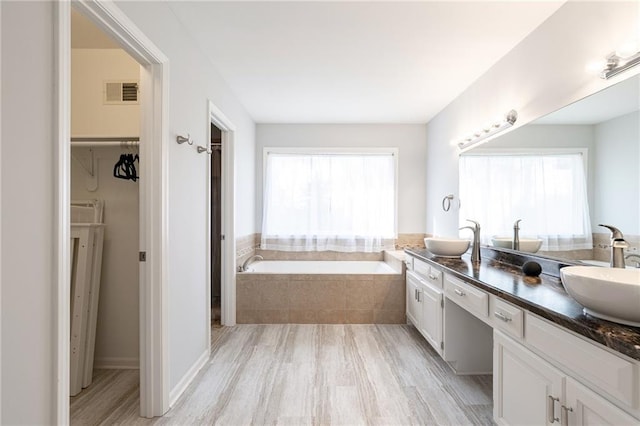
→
(104, 81, 139, 104)
(122, 83, 138, 101)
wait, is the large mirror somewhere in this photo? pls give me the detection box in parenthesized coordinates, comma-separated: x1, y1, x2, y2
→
(459, 74, 639, 266)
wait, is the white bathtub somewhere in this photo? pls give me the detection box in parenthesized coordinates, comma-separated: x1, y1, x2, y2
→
(244, 260, 398, 274)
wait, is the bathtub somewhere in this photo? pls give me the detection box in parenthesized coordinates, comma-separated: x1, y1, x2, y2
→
(236, 260, 405, 324)
(244, 260, 398, 274)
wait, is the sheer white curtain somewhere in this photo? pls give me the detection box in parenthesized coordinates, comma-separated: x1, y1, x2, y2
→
(261, 150, 396, 252)
(459, 151, 592, 251)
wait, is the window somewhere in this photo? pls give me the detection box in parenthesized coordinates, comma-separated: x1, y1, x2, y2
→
(261, 149, 397, 252)
(459, 150, 592, 251)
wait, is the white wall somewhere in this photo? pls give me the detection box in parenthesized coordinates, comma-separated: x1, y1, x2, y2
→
(1, 2, 55, 423)
(1, 2, 256, 422)
(255, 124, 427, 234)
(71, 49, 139, 136)
(424, 1, 640, 237)
(594, 111, 640, 234)
(71, 48, 140, 366)
(114, 1, 256, 393)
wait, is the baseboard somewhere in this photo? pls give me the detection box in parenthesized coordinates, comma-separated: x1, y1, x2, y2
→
(93, 357, 139, 369)
(169, 348, 209, 406)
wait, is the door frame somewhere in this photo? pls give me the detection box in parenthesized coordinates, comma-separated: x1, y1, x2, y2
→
(206, 100, 237, 336)
(0, 2, 3, 422)
(55, 0, 170, 421)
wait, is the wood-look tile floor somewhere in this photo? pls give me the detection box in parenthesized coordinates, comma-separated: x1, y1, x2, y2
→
(71, 325, 494, 425)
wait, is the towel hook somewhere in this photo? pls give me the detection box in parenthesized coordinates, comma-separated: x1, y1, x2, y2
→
(197, 145, 212, 154)
(176, 134, 193, 145)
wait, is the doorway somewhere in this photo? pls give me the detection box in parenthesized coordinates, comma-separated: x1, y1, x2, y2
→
(210, 123, 223, 328)
(69, 6, 142, 418)
(206, 100, 237, 334)
(56, 1, 170, 422)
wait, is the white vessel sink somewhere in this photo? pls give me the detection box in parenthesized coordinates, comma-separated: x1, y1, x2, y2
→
(491, 237, 543, 253)
(560, 266, 640, 327)
(424, 237, 470, 258)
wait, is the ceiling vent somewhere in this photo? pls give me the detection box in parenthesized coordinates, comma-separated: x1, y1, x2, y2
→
(104, 81, 139, 104)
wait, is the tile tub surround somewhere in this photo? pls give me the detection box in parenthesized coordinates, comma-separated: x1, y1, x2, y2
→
(236, 273, 405, 324)
(256, 249, 384, 261)
(236, 233, 261, 270)
(404, 247, 640, 361)
(536, 232, 640, 263)
(593, 232, 640, 264)
(239, 233, 427, 267)
(395, 233, 429, 250)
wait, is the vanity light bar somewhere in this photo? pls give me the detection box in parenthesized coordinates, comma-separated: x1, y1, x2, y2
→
(600, 52, 640, 79)
(457, 110, 518, 151)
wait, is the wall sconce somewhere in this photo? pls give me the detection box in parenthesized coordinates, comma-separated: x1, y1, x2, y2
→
(457, 109, 518, 150)
(597, 41, 640, 79)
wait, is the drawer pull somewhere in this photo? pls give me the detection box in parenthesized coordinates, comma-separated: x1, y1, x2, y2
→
(494, 311, 512, 322)
(454, 289, 466, 297)
(428, 274, 437, 280)
(547, 395, 559, 423)
(560, 405, 573, 426)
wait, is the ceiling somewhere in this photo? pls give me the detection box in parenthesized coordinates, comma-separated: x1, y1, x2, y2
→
(73, 1, 566, 124)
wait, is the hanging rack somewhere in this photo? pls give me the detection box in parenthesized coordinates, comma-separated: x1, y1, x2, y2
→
(71, 137, 140, 187)
(71, 137, 139, 148)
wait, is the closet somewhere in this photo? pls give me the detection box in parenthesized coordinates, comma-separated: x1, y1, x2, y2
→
(70, 10, 141, 397)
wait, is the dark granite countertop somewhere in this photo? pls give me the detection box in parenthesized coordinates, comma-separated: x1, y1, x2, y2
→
(405, 247, 640, 362)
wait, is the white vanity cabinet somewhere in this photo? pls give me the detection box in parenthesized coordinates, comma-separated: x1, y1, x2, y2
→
(494, 330, 640, 426)
(406, 258, 444, 355)
(404, 252, 640, 425)
(420, 275, 444, 354)
(565, 377, 640, 425)
(406, 271, 423, 329)
(494, 330, 563, 425)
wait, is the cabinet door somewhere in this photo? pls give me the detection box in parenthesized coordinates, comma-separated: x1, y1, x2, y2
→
(406, 271, 422, 327)
(420, 282, 443, 355)
(494, 331, 564, 426)
(565, 378, 639, 425)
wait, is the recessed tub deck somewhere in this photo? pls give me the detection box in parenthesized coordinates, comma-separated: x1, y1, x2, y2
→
(236, 260, 405, 324)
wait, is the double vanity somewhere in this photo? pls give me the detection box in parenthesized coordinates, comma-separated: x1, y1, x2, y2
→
(404, 246, 640, 425)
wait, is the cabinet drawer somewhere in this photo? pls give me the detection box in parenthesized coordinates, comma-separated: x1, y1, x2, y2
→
(413, 258, 431, 280)
(526, 314, 638, 409)
(444, 275, 488, 318)
(425, 266, 443, 289)
(490, 296, 523, 339)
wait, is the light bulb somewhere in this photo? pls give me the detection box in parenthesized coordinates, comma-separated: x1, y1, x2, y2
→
(585, 58, 608, 75)
(616, 40, 640, 59)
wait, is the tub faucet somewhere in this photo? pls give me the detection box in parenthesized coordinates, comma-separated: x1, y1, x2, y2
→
(459, 219, 481, 264)
(625, 253, 640, 268)
(513, 219, 522, 251)
(598, 224, 629, 268)
(239, 254, 263, 272)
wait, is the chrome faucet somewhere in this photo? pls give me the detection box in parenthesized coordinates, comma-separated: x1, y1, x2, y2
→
(239, 254, 263, 272)
(513, 219, 522, 251)
(459, 219, 481, 263)
(598, 224, 629, 268)
(625, 253, 640, 268)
